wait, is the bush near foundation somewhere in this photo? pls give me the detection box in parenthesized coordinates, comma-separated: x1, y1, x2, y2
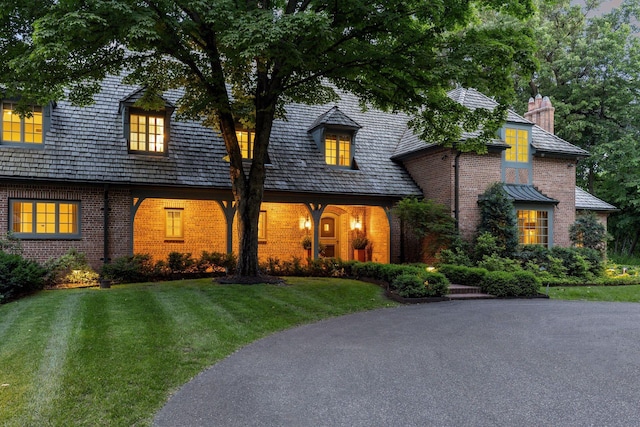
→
(438, 264, 540, 297)
(390, 271, 449, 298)
(0, 252, 47, 303)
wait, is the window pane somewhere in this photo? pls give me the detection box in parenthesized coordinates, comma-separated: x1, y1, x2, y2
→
(505, 128, 517, 162)
(36, 202, 56, 234)
(518, 209, 548, 247)
(325, 135, 337, 165)
(258, 211, 266, 240)
(2, 103, 22, 142)
(517, 129, 529, 162)
(339, 135, 351, 166)
(236, 130, 253, 159)
(59, 203, 78, 234)
(166, 210, 183, 238)
(130, 113, 165, 153)
(12, 202, 33, 233)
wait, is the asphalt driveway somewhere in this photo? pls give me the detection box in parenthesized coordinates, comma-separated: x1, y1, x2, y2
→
(154, 300, 640, 426)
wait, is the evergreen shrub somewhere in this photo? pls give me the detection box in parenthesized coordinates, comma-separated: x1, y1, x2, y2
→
(0, 252, 46, 303)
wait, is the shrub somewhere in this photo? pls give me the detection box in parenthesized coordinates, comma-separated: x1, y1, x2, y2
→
(43, 248, 99, 287)
(481, 270, 540, 297)
(570, 212, 608, 253)
(168, 252, 196, 272)
(199, 251, 237, 275)
(550, 247, 592, 280)
(390, 271, 449, 298)
(477, 183, 519, 257)
(437, 264, 488, 287)
(101, 254, 157, 284)
(477, 253, 522, 272)
(0, 252, 46, 303)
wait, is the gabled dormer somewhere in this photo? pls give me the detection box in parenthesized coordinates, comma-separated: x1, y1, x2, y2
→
(1, 98, 52, 147)
(119, 88, 175, 155)
(308, 106, 361, 169)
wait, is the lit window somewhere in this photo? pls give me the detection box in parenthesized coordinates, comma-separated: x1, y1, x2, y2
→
(325, 134, 351, 166)
(11, 200, 80, 238)
(165, 208, 183, 239)
(505, 128, 529, 163)
(258, 211, 266, 241)
(1, 102, 43, 144)
(129, 111, 165, 153)
(517, 209, 548, 246)
(236, 130, 254, 159)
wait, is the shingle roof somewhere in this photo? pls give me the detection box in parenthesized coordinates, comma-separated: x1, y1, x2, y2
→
(0, 75, 421, 199)
(392, 88, 588, 159)
(502, 184, 558, 204)
(308, 106, 361, 131)
(575, 187, 617, 211)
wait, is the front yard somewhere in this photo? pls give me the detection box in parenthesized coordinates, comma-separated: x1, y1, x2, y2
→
(0, 278, 395, 426)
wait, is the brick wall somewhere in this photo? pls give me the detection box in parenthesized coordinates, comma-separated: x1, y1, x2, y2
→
(533, 157, 576, 247)
(0, 182, 131, 269)
(133, 200, 391, 264)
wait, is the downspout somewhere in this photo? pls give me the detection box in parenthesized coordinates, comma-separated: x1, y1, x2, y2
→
(103, 184, 110, 264)
(454, 149, 461, 231)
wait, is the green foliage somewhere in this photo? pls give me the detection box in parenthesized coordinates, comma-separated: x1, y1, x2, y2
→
(477, 183, 519, 256)
(437, 264, 488, 288)
(43, 248, 99, 287)
(199, 251, 238, 275)
(550, 247, 591, 280)
(389, 271, 449, 298)
(1, 0, 537, 276)
(481, 270, 540, 297)
(393, 197, 457, 258)
(100, 254, 157, 283)
(0, 231, 23, 255)
(0, 252, 46, 303)
(521, 0, 640, 255)
(168, 251, 196, 272)
(301, 236, 312, 250)
(477, 253, 522, 272)
(472, 232, 501, 262)
(569, 212, 608, 253)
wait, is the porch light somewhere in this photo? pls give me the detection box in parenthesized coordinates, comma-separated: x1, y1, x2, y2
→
(354, 215, 362, 231)
(304, 216, 311, 230)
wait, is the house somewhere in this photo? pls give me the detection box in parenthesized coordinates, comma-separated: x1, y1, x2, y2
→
(0, 76, 614, 269)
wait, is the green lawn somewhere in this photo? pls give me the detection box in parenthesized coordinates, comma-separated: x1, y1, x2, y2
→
(0, 277, 396, 426)
(546, 284, 640, 302)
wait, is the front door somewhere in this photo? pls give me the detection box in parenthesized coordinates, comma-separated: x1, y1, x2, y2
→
(319, 214, 339, 258)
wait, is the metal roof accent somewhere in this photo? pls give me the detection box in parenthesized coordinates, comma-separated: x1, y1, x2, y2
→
(575, 187, 618, 211)
(502, 184, 558, 204)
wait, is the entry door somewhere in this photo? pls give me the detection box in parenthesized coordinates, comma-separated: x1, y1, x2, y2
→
(320, 215, 339, 258)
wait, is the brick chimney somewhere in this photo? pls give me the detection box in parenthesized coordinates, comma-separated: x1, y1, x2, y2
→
(524, 94, 555, 135)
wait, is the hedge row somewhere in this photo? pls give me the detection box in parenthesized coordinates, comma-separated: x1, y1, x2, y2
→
(438, 264, 540, 297)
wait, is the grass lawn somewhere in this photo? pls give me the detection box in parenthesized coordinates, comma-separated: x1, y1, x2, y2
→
(546, 284, 640, 302)
(0, 277, 396, 426)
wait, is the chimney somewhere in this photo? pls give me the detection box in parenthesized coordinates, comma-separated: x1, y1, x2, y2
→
(524, 93, 555, 135)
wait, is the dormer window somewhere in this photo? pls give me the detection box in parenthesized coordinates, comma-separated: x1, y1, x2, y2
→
(1, 102, 43, 145)
(325, 133, 351, 166)
(308, 106, 361, 169)
(129, 109, 165, 153)
(505, 128, 529, 163)
(120, 88, 174, 156)
(236, 129, 254, 159)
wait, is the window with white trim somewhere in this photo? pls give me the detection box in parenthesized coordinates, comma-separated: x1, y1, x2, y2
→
(165, 208, 183, 239)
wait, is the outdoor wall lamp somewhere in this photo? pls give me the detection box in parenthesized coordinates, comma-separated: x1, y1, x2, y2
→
(354, 215, 362, 231)
(304, 216, 311, 230)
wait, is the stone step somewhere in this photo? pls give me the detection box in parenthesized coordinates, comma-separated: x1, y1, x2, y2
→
(448, 284, 495, 300)
(449, 284, 483, 295)
(448, 293, 496, 300)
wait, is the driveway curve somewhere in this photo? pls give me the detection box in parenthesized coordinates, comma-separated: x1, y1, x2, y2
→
(154, 300, 640, 427)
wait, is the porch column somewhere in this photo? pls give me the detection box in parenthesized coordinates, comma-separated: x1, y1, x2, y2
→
(216, 200, 237, 255)
(304, 202, 327, 259)
(384, 206, 394, 263)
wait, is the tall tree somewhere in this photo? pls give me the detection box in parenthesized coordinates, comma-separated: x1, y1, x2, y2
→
(523, 0, 640, 255)
(1, 0, 536, 277)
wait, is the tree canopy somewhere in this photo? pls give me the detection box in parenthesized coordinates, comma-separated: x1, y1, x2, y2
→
(521, 0, 640, 255)
(1, 0, 537, 275)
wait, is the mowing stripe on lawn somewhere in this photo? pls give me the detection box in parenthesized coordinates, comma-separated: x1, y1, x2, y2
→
(25, 292, 82, 425)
